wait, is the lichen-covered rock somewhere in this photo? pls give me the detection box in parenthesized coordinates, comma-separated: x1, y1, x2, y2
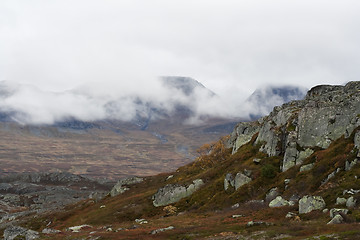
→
(110, 177, 143, 197)
(228, 82, 360, 173)
(327, 214, 344, 224)
(299, 163, 315, 172)
(299, 195, 326, 214)
(229, 122, 260, 154)
(346, 196, 357, 209)
(152, 179, 204, 207)
(234, 173, 252, 190)
(224, 173, 235, 191)
(265, 187, 279, 202)
(336, 197, 347, 205)
(269, 196, 293, 208)
(4, 226, 39, 240)
(330, 208, 349, 218)
(345, 159, 358, 171)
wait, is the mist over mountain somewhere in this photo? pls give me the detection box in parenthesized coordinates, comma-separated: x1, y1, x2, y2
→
(0, 77, 308, 126)
(245, 85, 308, 120)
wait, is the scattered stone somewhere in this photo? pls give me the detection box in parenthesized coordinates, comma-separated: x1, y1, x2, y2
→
(345, 159, 358, 171)
(330, 208, 349, 218)
(41, 228, 61, 234)
(253, 158, 261, 164)
(135, 219, 148, 224)
(150, 226, 175, 234)
(284, 179, 291, 185)
(336, 197, 347, 205)
(269, 196, 294, 207)
(265, 187, 279, 202)
(231, 203, 240, 209)
(100, 205, 106, 209)
(346, 196, 357, 209)
(285, 212, 297, 219)
(128, 225, 139, 229)
(4, 226, 39, 240)
(166, 175, 174, 181)
(321, 168, 341, 185)
(152, 179, 204, 207)
(354, 131, 360, 156)
(232, 214, 244, 218)
(300, 163, 315, 172)
(327, 214, 344, 224)
(299, 195, 326, 214)
(224, 173, 235, 191)
(343, 189, 360, 195)
(106, 228, 113, 232)
(323, 208, 329, 213)
(246, 221, 272, 227)
(68, 225, 92, 232)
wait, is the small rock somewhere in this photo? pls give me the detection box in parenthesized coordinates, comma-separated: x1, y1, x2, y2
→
(231, 203, 240, 209)
(246, 221, 266, 227)
(42, 228, 61, 234)
(106, 228, 113, 232)
(323, 208, 329, 213)
(253, 158, 261, 164)
(336, 197, 347, 205)
(234, 173, 252, 190)
(166, 175, 174, 180)
(232, 214, 244, 218)
(284, 179, 291, 185)
(150, 226, 175, 234)
(68, 225, 92, 233)
(327, 214, 344, 224)
(285, 212, 297, 219)
(135, 219, 148, 224)
(100, 205, 106, 209)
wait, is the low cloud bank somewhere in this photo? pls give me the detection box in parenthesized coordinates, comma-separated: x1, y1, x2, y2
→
(0, 78, 308, 125)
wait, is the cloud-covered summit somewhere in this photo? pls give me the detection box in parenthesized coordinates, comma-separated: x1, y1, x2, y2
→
(0, 77, 309, 125)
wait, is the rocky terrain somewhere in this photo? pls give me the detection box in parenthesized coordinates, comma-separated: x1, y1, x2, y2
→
(2, 82, 360, 239)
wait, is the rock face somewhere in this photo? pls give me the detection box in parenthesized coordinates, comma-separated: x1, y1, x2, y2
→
(228, 82, 360, 172)
(110, 177, 143, 197)
(299, 195, 326, 214)
(152, 179, 204, 207)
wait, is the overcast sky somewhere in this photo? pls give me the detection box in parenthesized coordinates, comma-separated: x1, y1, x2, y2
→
(0, 0, 359, 124)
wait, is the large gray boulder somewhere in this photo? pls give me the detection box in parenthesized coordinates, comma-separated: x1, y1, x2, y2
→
(327, 214, 344, 224)
(224, 173, 235, 191)
(234, 173, 252, 190)
(4, 226, 39, 240)
(299, 195, 326, 214)
(152, 179, 204, 207)
(228, 82, 360, 173)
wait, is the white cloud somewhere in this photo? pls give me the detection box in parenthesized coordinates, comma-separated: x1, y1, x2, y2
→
(0, 0, 359, 124)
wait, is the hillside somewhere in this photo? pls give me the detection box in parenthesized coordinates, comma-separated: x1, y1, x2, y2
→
(1, 81, 359, 239)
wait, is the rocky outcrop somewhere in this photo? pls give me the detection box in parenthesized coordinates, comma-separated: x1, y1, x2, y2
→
(228, 82, 360, 172)
(299, 163, 315, 172)
(299, 195, 326, 214)
(110, 177, 143, 197)
(3, 225, 39, 240)
(152, 179, 204, 207)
